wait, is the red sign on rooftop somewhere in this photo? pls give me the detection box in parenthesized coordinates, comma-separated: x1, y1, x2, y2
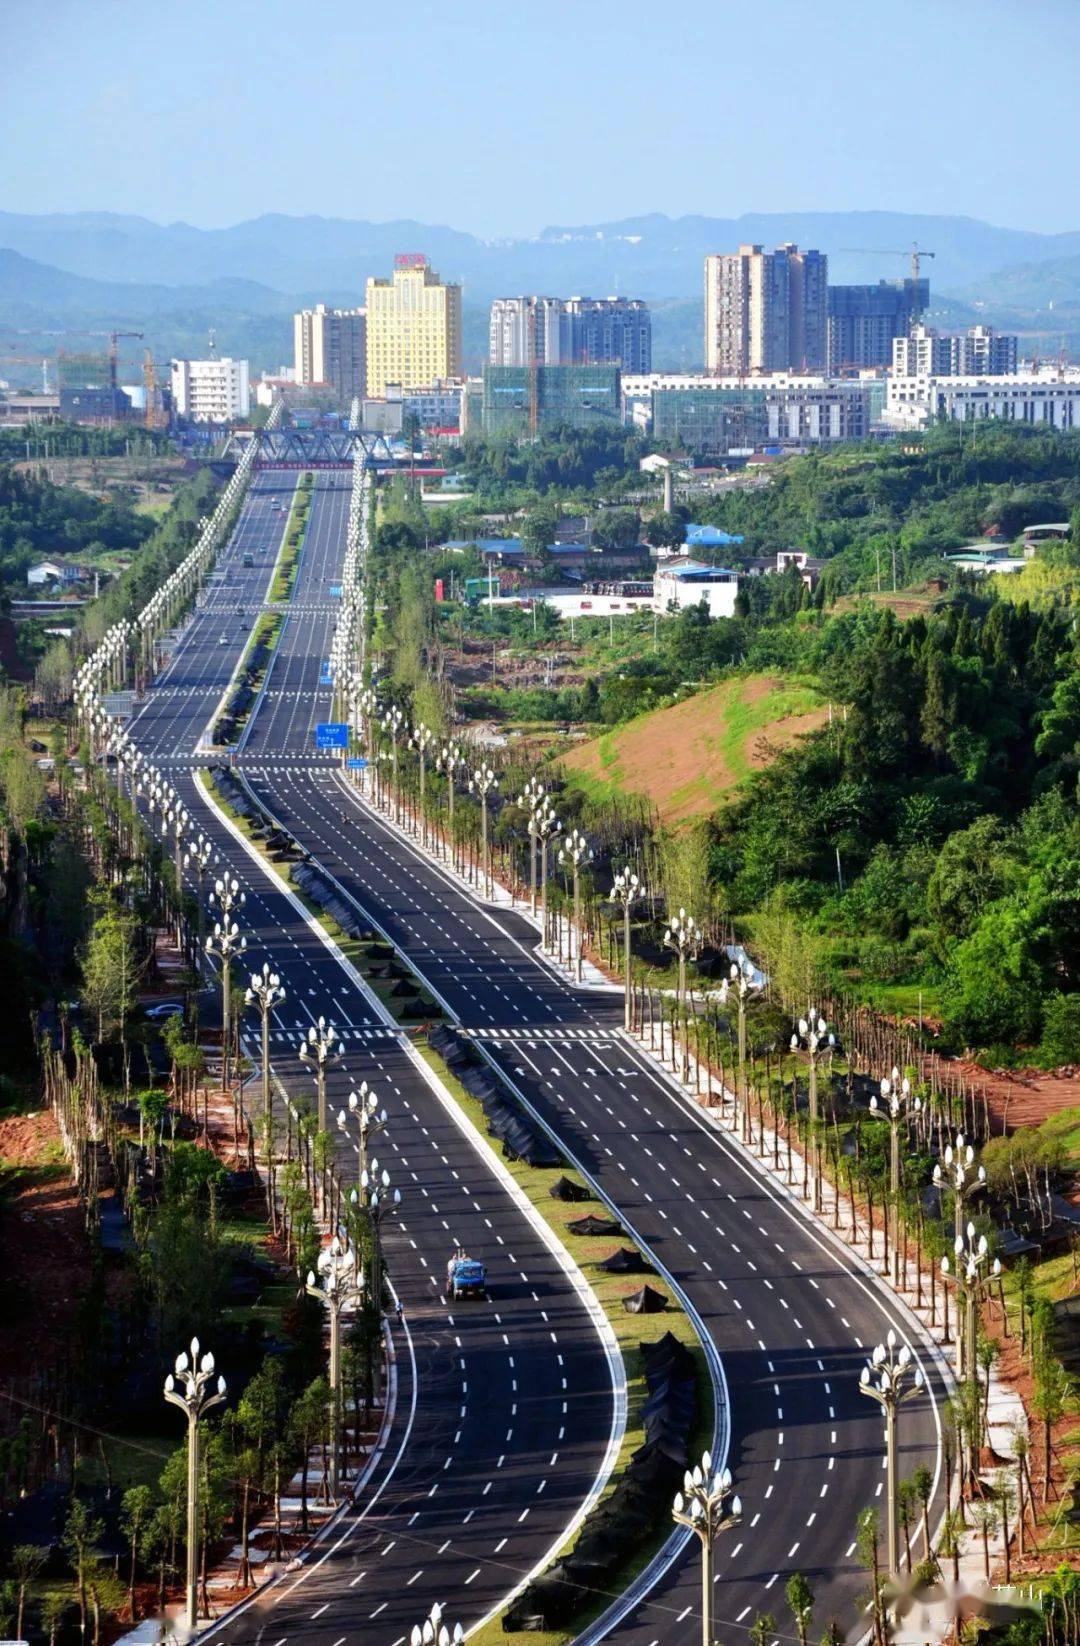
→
(394, 253, 429, 268)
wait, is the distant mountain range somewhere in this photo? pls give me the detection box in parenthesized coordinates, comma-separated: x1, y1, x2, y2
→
(2, 209, 1080, 383)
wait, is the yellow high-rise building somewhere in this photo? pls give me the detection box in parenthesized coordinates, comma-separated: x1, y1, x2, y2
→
(365, 256, 462, 397)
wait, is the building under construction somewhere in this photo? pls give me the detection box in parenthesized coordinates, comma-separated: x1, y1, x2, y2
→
(480, 363, 621, 437)
(56, 350, 127, 421)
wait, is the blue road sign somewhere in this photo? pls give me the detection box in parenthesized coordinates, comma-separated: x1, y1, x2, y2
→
(315, 722, 349, 750)
(319, 661, 333, 684)
(329, 584, 343, 597)
(346, 757, 368, 770)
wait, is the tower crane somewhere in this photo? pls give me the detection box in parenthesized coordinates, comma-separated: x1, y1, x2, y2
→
(108, 331, 144, 391)
(841, 243, 936, 284)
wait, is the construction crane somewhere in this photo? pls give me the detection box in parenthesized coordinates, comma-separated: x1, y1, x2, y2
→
(108, 331, 144, 391)
(2, 354, 51, 393)
(841, 242, 936, 285)
(142, 349, 171, 430)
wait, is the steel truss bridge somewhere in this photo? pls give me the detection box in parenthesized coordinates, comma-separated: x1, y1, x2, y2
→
(222, 427, 398, 469)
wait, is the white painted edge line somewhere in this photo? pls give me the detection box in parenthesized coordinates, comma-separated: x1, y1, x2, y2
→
(231, 770, 726, 1645)
(193, 768, 629, 1641)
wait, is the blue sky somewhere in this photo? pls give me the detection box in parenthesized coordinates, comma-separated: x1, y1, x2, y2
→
(3, 0, 1078, 236)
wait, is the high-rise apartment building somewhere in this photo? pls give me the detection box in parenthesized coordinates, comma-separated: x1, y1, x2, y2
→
(892, 324, 1019, 378)
(827, 279, 928, 373)
(170, 357, 250, 422)
(704, 243, 827, 374)
(365, 255, 462, 397)
(293, 305, 366, 403)
(488, 295, 652, 372)
(489, 297, 567, 366)
(953, 325, 1018, 376)
(565, 297, 652, 373)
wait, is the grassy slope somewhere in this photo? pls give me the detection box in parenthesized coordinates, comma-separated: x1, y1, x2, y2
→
(562, 672, 827, 824)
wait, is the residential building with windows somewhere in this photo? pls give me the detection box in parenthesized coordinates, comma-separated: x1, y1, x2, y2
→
(704, 243, 827, 374)
(480, 364, 621, 435)
(489, 297, 568, 366)
(365, 256, 462, 396)
(952, 325, 1018, 376)
(488, 294, 651, 372)
(170, 357, 250, 422)
(565, 297, 652, 372)
(827, 279, 928, 372)
(293, 305, 366, 403)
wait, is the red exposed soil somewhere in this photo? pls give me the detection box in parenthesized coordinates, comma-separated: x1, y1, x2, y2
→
(0, 1108, 93, 1379)
(953, 1060, 1080, 1133)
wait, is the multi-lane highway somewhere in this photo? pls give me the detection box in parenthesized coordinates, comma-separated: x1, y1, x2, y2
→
(127, 454, 950, 1646)
(125, 473, 621, 1645)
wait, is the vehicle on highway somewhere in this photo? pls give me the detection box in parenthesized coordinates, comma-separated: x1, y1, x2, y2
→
(445, 1249, 487, 1300)
(218, 633, 228, 645)
(242, 553, 254, 567)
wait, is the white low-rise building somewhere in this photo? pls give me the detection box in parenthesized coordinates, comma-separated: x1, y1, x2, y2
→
(654, 559, 740, 619)
(171, 357, 250, 422)
(885, 370, 1080, 431)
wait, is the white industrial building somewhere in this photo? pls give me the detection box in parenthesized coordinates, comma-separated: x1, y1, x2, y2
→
(654, 560, 740, 619)
(885, 370, 1080, 431)
(170, 357, 250, 422)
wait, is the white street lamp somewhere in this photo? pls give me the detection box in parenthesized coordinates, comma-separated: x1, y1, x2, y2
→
(869, 1068, 920, 1284)
(206, 877, 247, 1094)
(163, 1339, 227, 1630)
(720, 957, 758, 1142)
(558, 826, 592, 982)
(665, 908, 701, 1082)
(338, 1082, 387, 1194)
(612, 867, 641, 1031)
(468, 762, 498, 899)
(304, 1238, 362, 1497)
(859, 1331, 924, 1577)
(298, 1015, 342, 1134)
(410, 1602, 463, 1646)
(671, 1451, 741, 1646)
(790, 1010, 835, 1212)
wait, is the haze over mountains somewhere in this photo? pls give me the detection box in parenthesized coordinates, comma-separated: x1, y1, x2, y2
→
(3, 208, 1080, 380)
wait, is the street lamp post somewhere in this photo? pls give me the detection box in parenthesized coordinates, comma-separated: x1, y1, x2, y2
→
(933, 1134, 986, 1246)
(858, 1331, 924, 1578)
(298, 1015, 342, 1134)
(518, 778, 546, 915)
(351, 1170, 401, 1313)
(665, 908, 701, 1083)
(304, 1237, 362, 1498)
(941, 1220, 1001, 1382)
(337, 1082, 387, 1194)
(163, 1338, 227, 1631)
(612, 868, 641, 1031)
(410, 1602, 463, 1646)
(382, 705, 405, 824)
(558, 827, 592, 982)
(671, 1451, 741, 1646)
(411, 721, 435, 848)
(535, 802, 561, 951)
(245, 963, 286, 1136)
(435, 741, 462, 868)
(468, 762, 498, 899)
(720, 957, 757, 1142)
(869, 1068, 920, 1286)
(206, 877, 247, 1096)
(790, 1011, 834, 1214)
(183, 833, 217, 986)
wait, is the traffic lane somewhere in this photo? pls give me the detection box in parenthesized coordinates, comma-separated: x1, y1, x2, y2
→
(147, 774, 618, 1632)
(480, 1032, 943, 1630)
(241, 764, 586, 1031)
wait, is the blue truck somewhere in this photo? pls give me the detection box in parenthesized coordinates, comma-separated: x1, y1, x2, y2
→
(445, 1250, 487, 1301)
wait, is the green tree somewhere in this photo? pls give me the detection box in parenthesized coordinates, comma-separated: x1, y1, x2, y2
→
(11, 1544, 46, 1639)
(288, 1377, 329, 1533)
(121, 1485, 154, 1620)
(785, 1572, 815, 1646)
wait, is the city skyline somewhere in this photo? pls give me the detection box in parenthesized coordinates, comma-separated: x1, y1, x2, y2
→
(3, 0, 1078, 238)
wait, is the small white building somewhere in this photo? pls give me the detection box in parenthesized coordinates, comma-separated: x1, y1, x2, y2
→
(27, 560, 64, 586)
(885, 370, 1080, 431)
(171, 357, 250, 423)
(654, 559, 739, 619)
